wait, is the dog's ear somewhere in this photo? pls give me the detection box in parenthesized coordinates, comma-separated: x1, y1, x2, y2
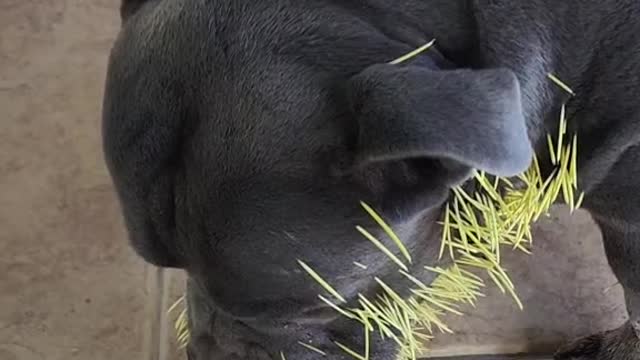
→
(346, 63, 532, 217)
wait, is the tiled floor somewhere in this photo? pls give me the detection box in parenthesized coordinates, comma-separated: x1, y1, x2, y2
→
(0, 2, 145, 360)
(0, 2, 628, 360)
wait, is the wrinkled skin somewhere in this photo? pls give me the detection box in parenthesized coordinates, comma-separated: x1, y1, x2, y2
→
(102, 1, 640, 359)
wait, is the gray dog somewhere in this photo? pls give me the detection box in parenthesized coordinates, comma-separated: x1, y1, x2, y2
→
(101, 0, 640, 359)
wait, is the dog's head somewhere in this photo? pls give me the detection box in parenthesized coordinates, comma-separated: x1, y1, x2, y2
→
(103, 1, 532, 359)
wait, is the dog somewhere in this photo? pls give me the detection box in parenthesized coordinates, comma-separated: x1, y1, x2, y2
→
(101, 0, 640, 359)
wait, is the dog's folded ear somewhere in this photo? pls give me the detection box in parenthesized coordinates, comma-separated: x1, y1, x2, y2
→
(346, 63, 533, 216)
(348, 63, 532, 176)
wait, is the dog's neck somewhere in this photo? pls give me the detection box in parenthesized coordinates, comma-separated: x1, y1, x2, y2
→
(353, 1, 636, 144)
(331, 0, 475, 62)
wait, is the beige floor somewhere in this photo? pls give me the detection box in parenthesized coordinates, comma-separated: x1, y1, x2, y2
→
(0, 2, 628, 360)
